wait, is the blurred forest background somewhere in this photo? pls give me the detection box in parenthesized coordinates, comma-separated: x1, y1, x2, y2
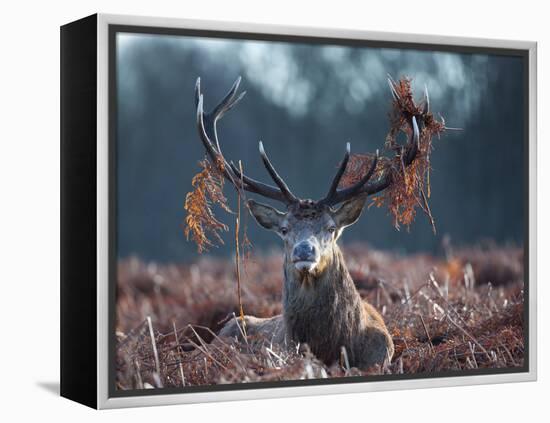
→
(116, 32, 525, 263)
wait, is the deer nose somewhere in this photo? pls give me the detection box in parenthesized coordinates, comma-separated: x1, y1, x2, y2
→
(292, 242, 316, 262)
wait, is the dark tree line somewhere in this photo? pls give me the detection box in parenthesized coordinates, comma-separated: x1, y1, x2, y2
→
(116, 35, 524, 262)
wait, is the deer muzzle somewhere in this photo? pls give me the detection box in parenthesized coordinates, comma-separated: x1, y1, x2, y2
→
(292, 241, 319, 273)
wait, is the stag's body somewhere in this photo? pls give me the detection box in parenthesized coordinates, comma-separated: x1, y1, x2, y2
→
(221, 243, 393, 368)
(284, 244, 392, 367)
(220, 202, 394, 369)
(194, 76, 429, 369)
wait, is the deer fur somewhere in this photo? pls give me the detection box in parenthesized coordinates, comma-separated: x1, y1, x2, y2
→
(220, 199, 394, 369)
(194, 76, 424, 370)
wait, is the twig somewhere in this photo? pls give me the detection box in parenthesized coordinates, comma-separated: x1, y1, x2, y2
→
(172, 321, 185, 387)
(235, 160, 246, 335)
(231, 312, 250, 350)
(499, 342, 518, 366)
(401, 281, 430, 307)
(397, 356, 404, 374)
(186, 324, 229, 370)
(453, 348, 462, 369)
(427, 273, 492, 361)
(445, 314, 491, 361)
(146, 316, 163, 388)
(418, 314, 434, 354)
(402, 278, 412, 311)
(468, 342, 478, 368)
(378, 279, 393, 305)
(429, 273, 469, 327)
(463, 263, 476, 304)
(265, 347, 285, 366)
(185, 324, 247, 372)
(340, 346, 351, 375)
(419, 290, 445, 318)
(116, 319, 147, 348)
(420, 188, 436, 234)
(133, 359, 144, 389)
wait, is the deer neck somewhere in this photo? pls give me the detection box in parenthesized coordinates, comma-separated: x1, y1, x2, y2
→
(282, 244, 365, 361)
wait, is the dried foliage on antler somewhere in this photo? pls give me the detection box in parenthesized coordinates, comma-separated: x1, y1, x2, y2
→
(184, 75, 449, 252)
(184, 156, 231, 253)
(340, 77, 446, 231)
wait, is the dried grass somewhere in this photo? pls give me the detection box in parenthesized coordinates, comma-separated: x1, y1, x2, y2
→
(115, 243, 524, 390)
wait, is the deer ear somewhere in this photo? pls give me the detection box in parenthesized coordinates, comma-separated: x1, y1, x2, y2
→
(247, 200, 285, 231)
(332, 194, 368, 229)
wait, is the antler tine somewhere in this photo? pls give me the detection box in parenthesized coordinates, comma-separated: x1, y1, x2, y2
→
(194, 77, 297, 205)
(323, 142, 351, 204)
(196, 92, 238, 183)
(228, 161, 289, 202)
(196, 77, 245, 152)
(194, 77, 201, 109)
(405, 116, 420, 164)
(211, 76, 246, 120)
(363, 115, 420, 196)
(258, 142, 299, 204)
(321, 76, 421, 206)
(324, 114, 419, 204)
(323, 149, 379, 206)
(387, 75, 400, 102)
(423, 84, 430, 115)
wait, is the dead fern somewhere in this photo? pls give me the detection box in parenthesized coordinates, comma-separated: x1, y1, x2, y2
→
(183, 156, 232, 253)
(341, 77, 446, 232)
(186, 77, 447, 249)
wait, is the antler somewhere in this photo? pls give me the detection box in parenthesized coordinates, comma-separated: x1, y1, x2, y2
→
(320, 77, 422, 206)
(196, 76, 427, 209)
(195, 77, 298, 205)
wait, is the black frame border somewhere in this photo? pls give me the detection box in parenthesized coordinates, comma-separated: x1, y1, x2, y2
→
(107, 23, 531, 399)
(60, 13, 99, 409)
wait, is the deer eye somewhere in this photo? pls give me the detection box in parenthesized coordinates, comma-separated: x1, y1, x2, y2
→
(280, 227, 289, 235)
(327, 226, 337, 234)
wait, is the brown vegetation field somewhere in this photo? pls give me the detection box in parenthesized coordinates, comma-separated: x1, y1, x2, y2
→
(115, 243, 525, 390)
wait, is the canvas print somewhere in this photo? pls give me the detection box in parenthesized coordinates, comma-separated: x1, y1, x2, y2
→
(113, 31, 526, 392)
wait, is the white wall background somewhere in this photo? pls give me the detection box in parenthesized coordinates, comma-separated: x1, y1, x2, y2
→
(0, 0, 546, 420)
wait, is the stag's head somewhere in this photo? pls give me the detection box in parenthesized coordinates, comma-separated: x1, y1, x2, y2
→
(194, 76, 422, 276)
(248, 192, 375, 276)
